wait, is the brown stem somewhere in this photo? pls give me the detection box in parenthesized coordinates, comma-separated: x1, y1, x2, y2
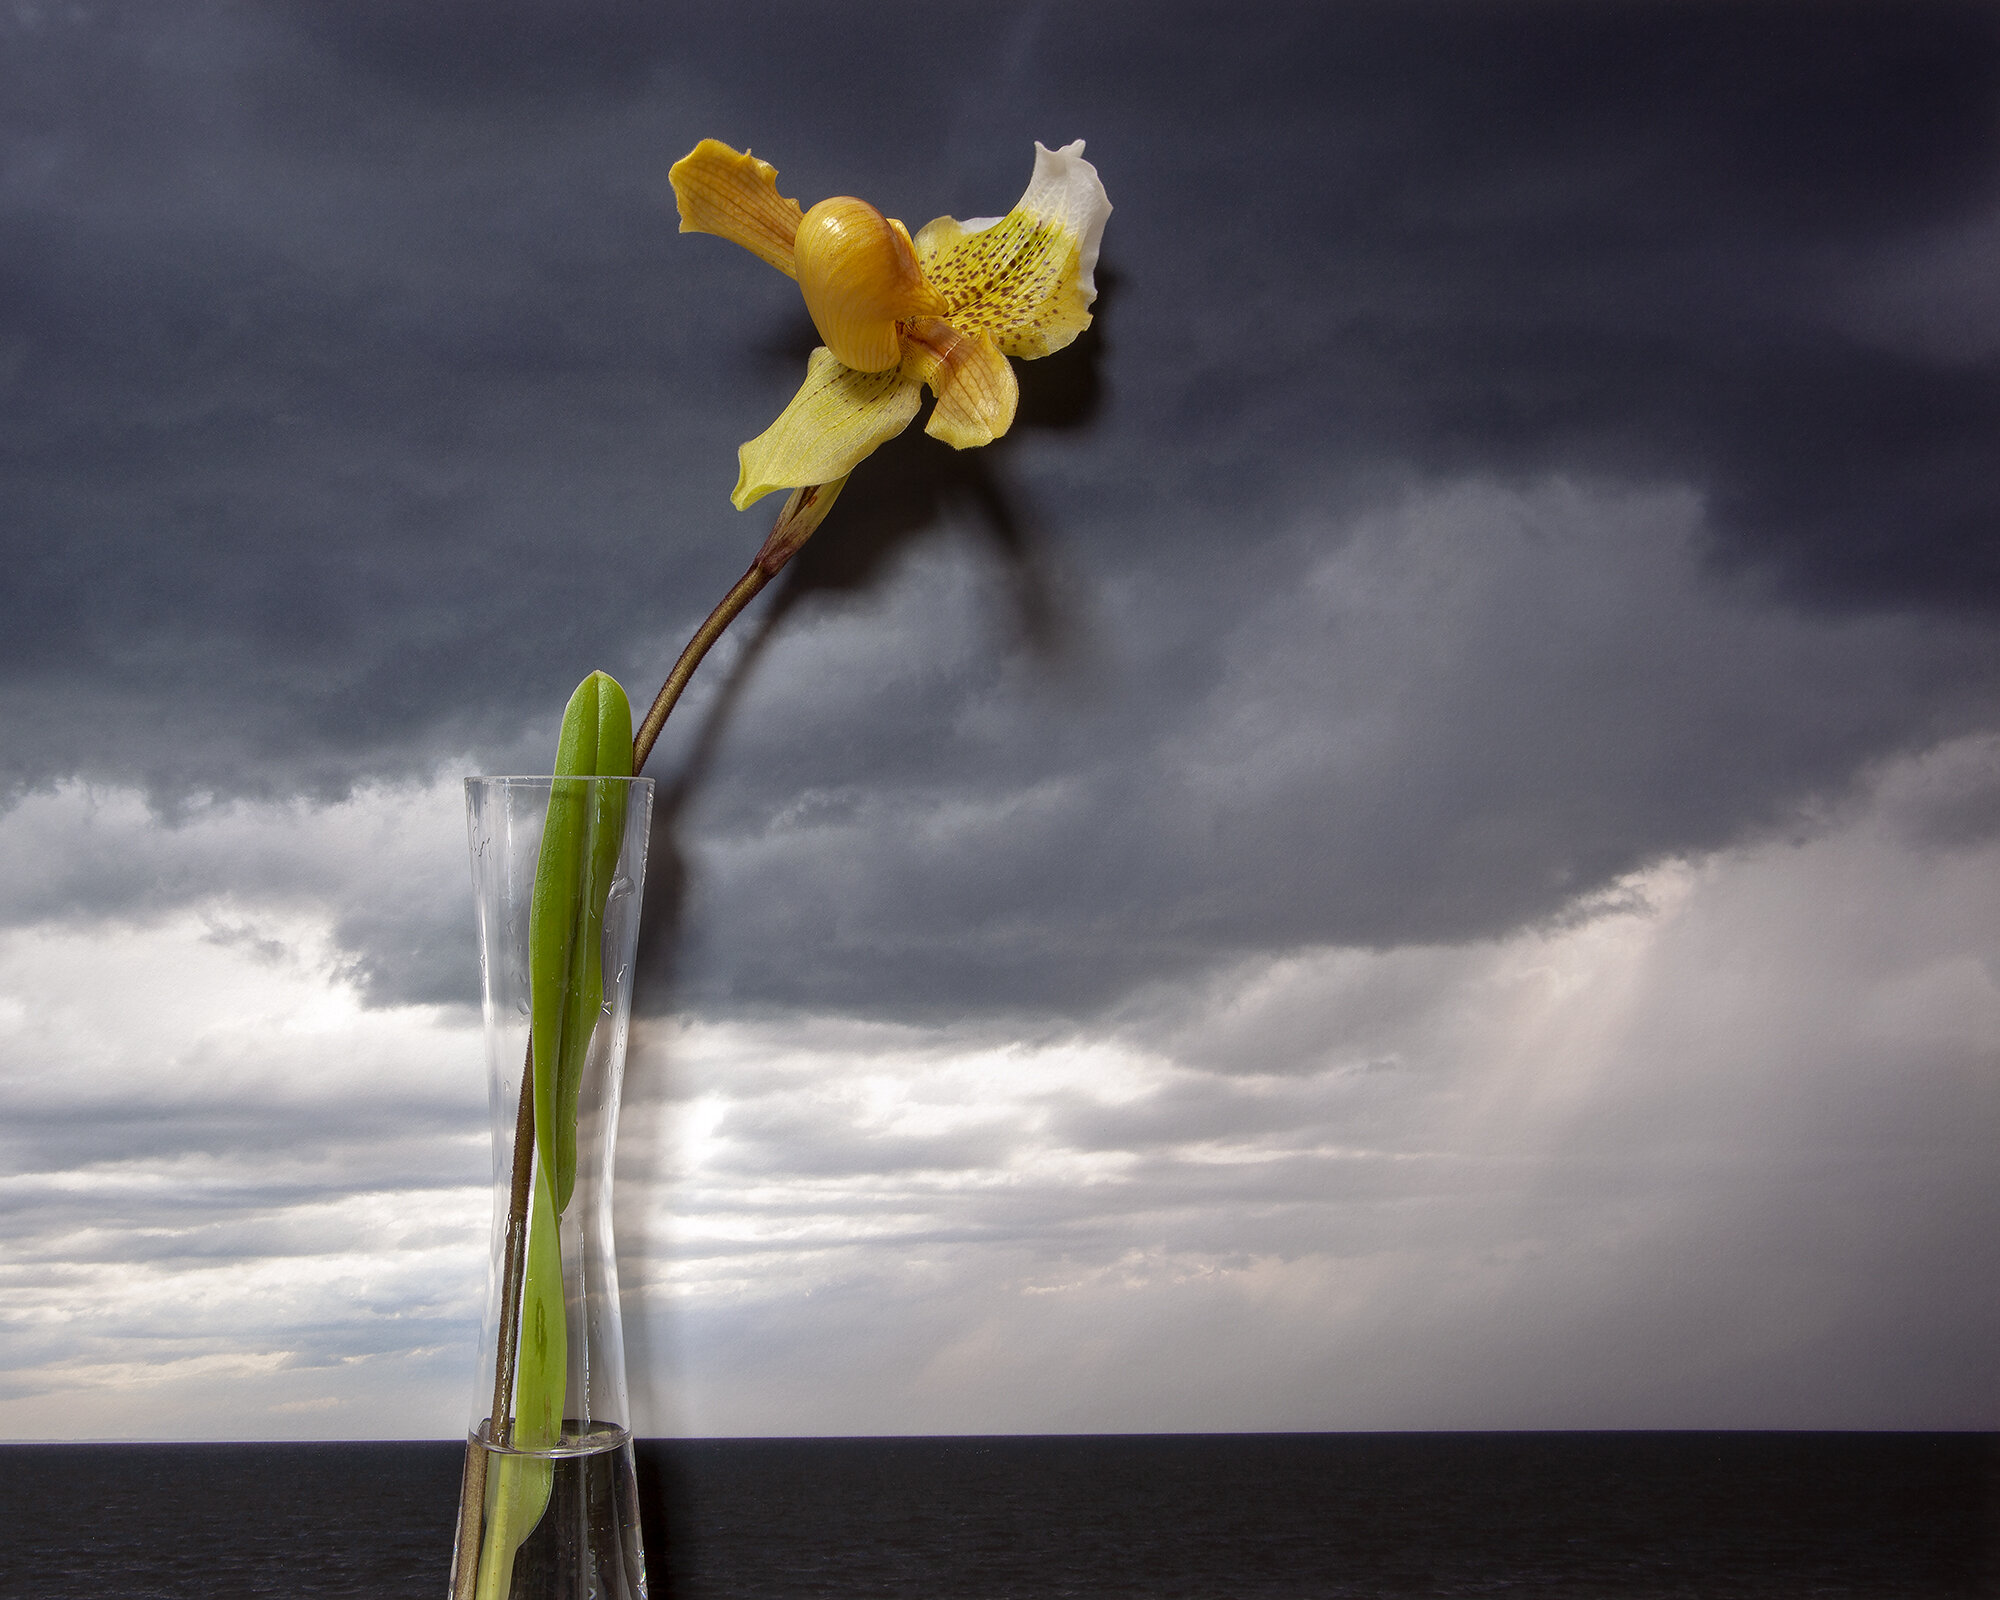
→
(450, 1437, 487, 1600)
(632, 564, 770, 774)
(632, 480, 845, 773)
(452, 1042, 537, 1599)
(491, 1046, 538, 1446)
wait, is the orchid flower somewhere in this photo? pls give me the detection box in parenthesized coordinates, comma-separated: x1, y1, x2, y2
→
(669, 138, 1112, 508)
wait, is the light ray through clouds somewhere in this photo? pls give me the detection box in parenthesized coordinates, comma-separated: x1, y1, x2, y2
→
(625, 737, 2000, 1436)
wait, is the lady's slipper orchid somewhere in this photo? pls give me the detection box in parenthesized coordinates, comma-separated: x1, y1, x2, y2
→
(669, 138, 1111, 509)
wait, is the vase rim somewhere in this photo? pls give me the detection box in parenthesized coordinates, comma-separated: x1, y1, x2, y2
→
(464, 774, 655, 787)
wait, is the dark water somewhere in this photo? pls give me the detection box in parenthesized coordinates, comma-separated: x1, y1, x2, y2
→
(1, 1433, 1993, 1599)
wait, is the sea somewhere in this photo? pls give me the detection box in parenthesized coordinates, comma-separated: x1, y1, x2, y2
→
(1, 1433, 1994, 1599)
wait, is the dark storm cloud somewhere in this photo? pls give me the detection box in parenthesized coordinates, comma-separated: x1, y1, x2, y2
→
(0, 0, 753, 803)
(664, 483, 1999, 1017)
(6, 2, 1999, 1015)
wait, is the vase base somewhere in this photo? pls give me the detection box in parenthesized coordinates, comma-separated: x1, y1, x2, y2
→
(451, 1422, 647, 1600)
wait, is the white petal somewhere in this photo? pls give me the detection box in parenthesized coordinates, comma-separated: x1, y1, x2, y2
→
(1017, 140, 1112, 302)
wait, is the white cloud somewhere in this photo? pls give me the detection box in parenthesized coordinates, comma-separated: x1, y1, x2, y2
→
(2, 740, 1996, 1439)
(0, 782, 490, 1439)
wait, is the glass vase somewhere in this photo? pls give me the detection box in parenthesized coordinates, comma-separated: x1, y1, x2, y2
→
(452, 775, 654, 1600)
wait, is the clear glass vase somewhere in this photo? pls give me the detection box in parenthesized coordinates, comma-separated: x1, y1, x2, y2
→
(453, 776, 654, 1600)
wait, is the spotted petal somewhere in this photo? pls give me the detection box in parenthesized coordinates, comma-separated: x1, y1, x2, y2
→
(913, 141, 1112, 360)
(669, 139, 805, 279)
(734, 348, 922, 509)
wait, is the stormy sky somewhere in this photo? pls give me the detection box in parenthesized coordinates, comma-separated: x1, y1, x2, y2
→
(2, 0, 1997, 1439)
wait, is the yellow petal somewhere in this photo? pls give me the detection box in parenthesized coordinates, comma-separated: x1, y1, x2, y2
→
(669, 139, 805, 279)
(733, 349, 922, 509)
(901, 318, 1018, 450)
(912, 140, 1112, 360)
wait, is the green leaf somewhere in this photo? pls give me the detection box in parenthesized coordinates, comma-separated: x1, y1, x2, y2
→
(477, 670, 633, 1598)
(475, 1162, 563, 1600)
(513, 1160, 567, 1449)
(528, 671, 634, 1213)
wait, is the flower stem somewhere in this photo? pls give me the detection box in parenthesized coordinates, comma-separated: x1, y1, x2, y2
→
(633, 479, 846, 773)
(491, 1046, 539, 1449)
(632, 565, 770, 773)
(451, 1043, 538, 1600)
